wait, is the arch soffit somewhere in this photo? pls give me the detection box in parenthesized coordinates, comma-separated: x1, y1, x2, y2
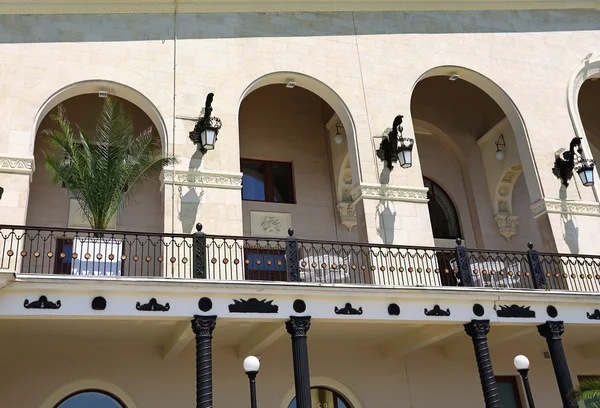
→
(410, 65, 542, 201)
(39, 378, 138, 408)
(31, 80, 169, 156)
(277, 376, 364, 408)
(236, 70, 362, 183)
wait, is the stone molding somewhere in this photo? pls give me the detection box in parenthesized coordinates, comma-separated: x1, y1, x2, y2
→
(0, 156, 35, 179)
(336, 202, 357, 231)
(352, 183, 429, 204)
(161, 169, 242, 189)
(494, 214, 519, 242)
(530, 198, 600, 218)
(2, 0, 598, 14)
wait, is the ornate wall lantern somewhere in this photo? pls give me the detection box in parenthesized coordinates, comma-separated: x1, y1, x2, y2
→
(552, 136, 595, 187)
(376, 115, 414, 170)
(189, 93, 222, 153)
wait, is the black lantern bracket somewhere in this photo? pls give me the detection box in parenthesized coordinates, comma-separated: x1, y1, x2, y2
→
(376, 115, 414, 171)
(189, 93, 222, 153)
(552, 136, 595, 187)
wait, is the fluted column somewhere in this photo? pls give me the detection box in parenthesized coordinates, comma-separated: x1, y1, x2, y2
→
(538, 321, 578, 408)
(191, 315, 217, 408)
(286, 316, 312, 408)
(464, 320, 501, 408)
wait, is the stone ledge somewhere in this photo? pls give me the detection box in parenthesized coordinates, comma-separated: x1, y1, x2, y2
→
(352, 183, 429, 203)
(161, 169, 242, 189)
(1, 0, 599, 15)
(530, 198, 600, 218)
(0, 156, 35, 179)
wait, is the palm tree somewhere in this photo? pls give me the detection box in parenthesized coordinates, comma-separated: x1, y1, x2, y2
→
(574, 378, 600, 408)
(42, 97, 177, 230)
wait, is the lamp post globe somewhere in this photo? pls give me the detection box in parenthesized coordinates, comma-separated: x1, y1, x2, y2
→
(514, 355, 535, 408)
(244, 356, 260, 408)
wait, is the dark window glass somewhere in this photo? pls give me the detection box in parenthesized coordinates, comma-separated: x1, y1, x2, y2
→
(496, 376, 522, 408)
(423, 177, 461, 240)
(55, 391, 125, 408)
(288, 387, 352, 408)
(54, 238, 73, 275)
(245, 248, 287, 282)
(241, 159, 294, 203)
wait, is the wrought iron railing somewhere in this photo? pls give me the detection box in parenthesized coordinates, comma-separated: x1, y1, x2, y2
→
(1, 224, 600, 292)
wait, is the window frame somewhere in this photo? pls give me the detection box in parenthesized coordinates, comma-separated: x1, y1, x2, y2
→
(496, 376, 523, 408)
(244, 246, 288, 282)
(53, 389, 126, 408)
(241, 158, 296, 204)
(423, 176, 462, 240)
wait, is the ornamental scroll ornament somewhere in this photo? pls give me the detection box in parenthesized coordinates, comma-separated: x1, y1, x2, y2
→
(285, 316, 311, 337)
(191, 315, 217, 337)
(537, 320, 565, 340)
(336, 202, 357, 231)
(494, 214, 519, 242)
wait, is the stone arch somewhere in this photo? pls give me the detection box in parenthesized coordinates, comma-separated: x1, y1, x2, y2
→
(568, 57, 600, 198)
(278, 377, 364, 408)
(39, 378, 138, 408)
(411, 65, 542, 203)
(31, 80, 169, 155)
(238, 71, 361, 185)
(412, 118, 484, 247)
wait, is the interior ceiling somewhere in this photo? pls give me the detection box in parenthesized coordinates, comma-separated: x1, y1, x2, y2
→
(578, 78, 600, 148)
(411, 75, 506, 140)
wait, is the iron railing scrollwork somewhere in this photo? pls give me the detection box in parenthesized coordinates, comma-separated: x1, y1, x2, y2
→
(1, 224, 600, 293)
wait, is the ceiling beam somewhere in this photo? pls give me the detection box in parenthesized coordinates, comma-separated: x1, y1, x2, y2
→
(378, 325, 462, 359)
(442, 326, 536, 359)
(237, 322, 287, 359)
(162, 320, 194, 360)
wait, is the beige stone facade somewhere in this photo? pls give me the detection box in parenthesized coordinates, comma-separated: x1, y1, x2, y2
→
(2, 2, 600, 408)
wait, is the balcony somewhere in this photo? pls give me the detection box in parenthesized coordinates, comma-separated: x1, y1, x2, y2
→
(1, 224, 599, 293)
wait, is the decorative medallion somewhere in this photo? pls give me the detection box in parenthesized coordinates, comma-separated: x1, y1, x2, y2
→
(24, 295, 61, 309)
(424, 305, 451, 317)
(293, 299, 307, 313)
(587, 309, 600, 320)
(228, 298, 279, 313)
(91, 296, 107, 311)
(547, 305, 558, 318)
(136, 298, 170, 312)
(473, 303, 485, 317)
(388, 303, 400, 316)
(496, 304, 535, 318)
(198, 297, 213, 312)
(334, 303, 363, 315)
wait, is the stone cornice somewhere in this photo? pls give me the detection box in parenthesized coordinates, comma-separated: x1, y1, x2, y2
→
(530, 198, 600, 218)
(0, 156, 35, 179)
(352, 183, 429, 203)
(1, 0, 599, 15)
(161, 168, 242, 189)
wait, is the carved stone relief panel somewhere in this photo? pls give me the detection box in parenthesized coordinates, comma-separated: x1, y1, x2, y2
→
(250, 211, 292, 238)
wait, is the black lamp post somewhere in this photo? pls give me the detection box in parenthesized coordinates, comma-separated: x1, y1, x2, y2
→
(189, 93, 222, 153)
(514, 355, 536, 408)
(376, 115, 414, 170)
(552, 136, 595, 187)
(244, 355, 260, 408)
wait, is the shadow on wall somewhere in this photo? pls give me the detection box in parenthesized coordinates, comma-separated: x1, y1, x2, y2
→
(178, 151, 204, 233)
(558, 186, 580, 254)
(376, 200, 396, 244)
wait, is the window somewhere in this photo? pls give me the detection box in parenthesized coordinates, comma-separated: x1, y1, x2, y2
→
(288, 387, 352, 408)
(423, 177, 461, 240)
(241, 159, 294, 203)
(578, 376, 600, 408)
(244, 248, 288, 281)
(496, 376, 523, 408)
(54, 391, 125, 408)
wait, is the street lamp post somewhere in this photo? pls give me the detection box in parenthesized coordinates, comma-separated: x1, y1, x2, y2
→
(244, 356, 260, 408)
(514, 355, 536, 408)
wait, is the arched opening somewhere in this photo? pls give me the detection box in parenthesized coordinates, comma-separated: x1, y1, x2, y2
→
(53, 390, 126, 408)
(238, 81, 360, 282)
(27, 92, 164, 233)
(423, 177, 462, 240)
(287, 387, 353, 408)
(578, 76, 600, 163)
(411, 68, 543, 250)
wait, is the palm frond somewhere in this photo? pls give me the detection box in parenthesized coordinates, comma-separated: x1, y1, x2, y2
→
(574, 379, 600, 408)
(42, 98, 178, 230)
